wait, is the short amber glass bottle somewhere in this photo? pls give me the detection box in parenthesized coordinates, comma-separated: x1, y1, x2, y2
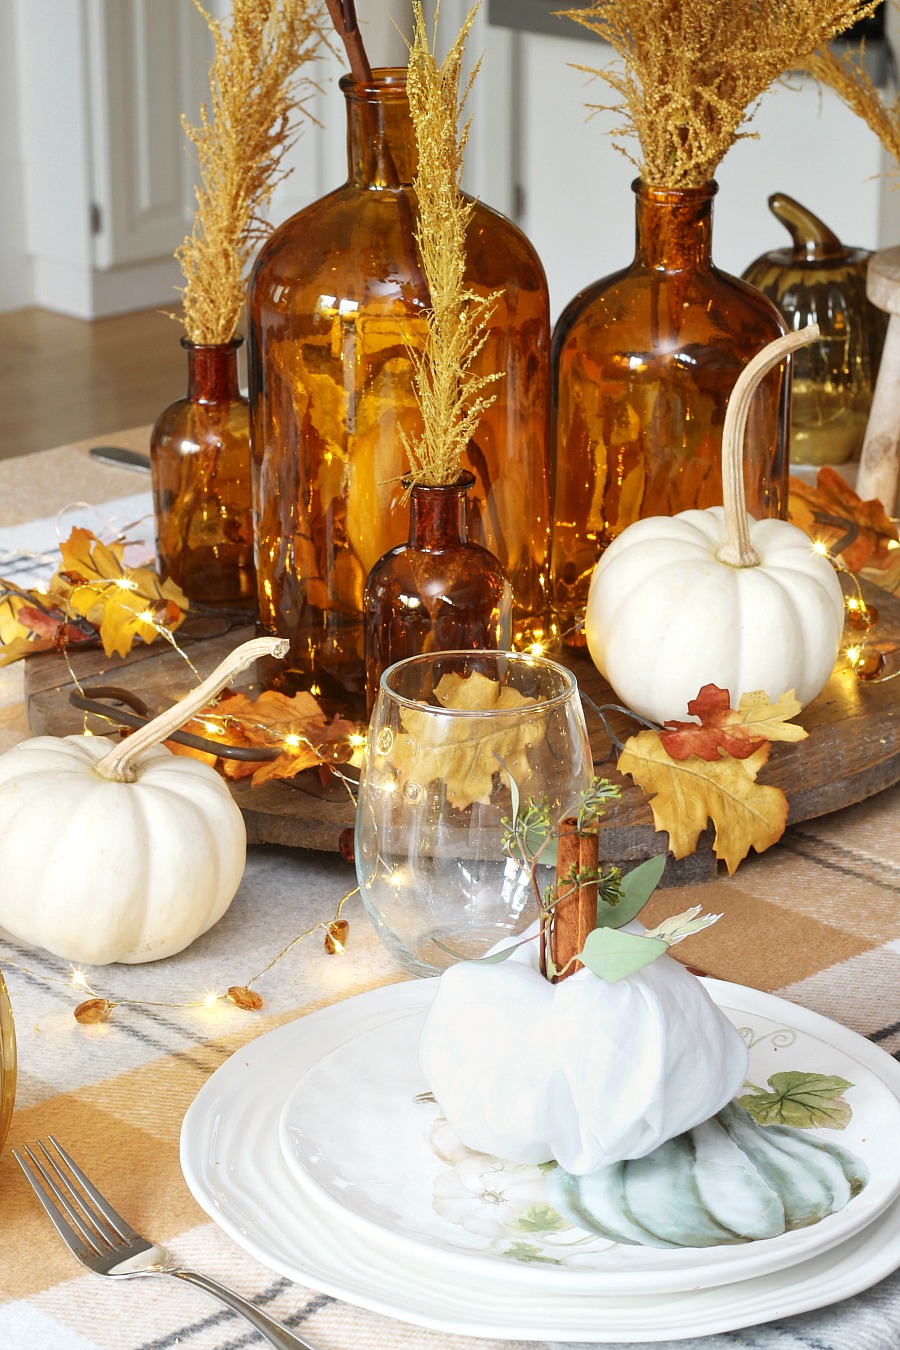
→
(150, 338, 255, 609)
(249, 70, 551, 716)
(551, 181, 789, 646)
(364, 472, 512, 713)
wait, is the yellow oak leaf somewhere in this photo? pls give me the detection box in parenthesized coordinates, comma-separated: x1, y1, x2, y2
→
(391, 670, 544, 810)
(726, 689, 809, 745)
(618, 730, 789, 876)
(51, 528, 188, 659)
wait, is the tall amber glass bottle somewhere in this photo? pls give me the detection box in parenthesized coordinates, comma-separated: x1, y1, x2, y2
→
(150, 338, 255, 608)
(551, 181, 789, 647)
(364, 473, 512, 713)
(249, 70, 551, 716)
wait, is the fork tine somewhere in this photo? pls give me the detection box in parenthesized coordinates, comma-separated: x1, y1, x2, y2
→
(46, 1135, 140, 1242)
(33, 1143, 120, 1249)
(13, 1148, 96, 1260)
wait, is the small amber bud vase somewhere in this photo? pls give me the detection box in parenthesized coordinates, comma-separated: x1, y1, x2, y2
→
(0, 971, 15, 1155)
(364, 472, 512, 713)
(150, 337, 255, 609)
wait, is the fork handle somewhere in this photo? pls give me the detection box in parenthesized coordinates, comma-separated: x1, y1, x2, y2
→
(166, 1269, 321, 1349)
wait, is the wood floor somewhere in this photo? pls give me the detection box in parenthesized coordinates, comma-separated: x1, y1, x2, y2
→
(0, 306, 191, 461)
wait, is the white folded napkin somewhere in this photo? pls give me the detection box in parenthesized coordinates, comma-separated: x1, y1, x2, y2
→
(419, 920, 749, 1175)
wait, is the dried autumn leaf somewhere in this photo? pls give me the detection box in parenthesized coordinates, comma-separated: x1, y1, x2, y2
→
(188, 688, 360, 787)
(788, 467, 899, 574)
(618, 731, 788, 875)
(52, 527, 188, 659)
(391, 671, 544, 810)
(660, 685, 808, 761)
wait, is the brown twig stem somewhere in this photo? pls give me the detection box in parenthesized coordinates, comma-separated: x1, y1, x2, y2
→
(324, 0, 372, 82)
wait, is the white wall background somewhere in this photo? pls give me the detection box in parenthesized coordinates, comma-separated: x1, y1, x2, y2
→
(1, 0, 899, 322)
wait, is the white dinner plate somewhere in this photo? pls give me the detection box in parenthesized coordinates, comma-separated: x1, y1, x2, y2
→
(181, 980, 900, 1341)
(276, 979, 900, 1293)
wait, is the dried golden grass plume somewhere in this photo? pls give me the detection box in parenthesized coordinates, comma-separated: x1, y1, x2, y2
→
(178, 0, 325, 345)
(402, 0, 501, 489)
(803, 44, 900, 171)
(560, 0, 881, 188)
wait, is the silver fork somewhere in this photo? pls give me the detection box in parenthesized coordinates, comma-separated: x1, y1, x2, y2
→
(15, 1137, 322, 1350)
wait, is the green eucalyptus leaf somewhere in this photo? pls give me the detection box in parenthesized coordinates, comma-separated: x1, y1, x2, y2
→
(738, 1072, 854, 1130)
(578, 927, 668, 983)
(595, 854, 667, 930)
(496, 753, 521, 823)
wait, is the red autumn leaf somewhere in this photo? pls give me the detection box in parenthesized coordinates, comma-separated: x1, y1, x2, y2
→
(661, 685, 767, 761)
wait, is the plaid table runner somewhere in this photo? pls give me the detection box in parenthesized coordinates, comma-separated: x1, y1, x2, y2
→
(0, 435, 898, 1350)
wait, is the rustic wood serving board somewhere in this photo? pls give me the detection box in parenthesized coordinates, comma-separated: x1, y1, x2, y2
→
(23, 580, 900, 884)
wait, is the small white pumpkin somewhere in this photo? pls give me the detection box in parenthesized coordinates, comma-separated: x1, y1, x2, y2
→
(0, 636, 287, 965)
(419, 920, 748, 1175)
(585, 327, 845, 725)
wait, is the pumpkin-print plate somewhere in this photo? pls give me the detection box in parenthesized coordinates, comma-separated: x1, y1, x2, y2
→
(181, 979, 900, 1340)
(276, 977, 900, 1294)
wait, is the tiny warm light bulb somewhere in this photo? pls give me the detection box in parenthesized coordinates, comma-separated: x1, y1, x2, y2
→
(70, 969, 90, 990)
(116, 576, 139, 592)
(136, 609, 155, 625)
(846, 597, 860, 612)
(846, 644, 862, 667)
(203, 721, 219, 735)
(284, 733, 302, 749)
(528, 642, 544, 657)
(349, 733, 366, 747)
(203, 991, 220, 1009)
(310, 683, 322, 698)
(811, 540, 830, 558)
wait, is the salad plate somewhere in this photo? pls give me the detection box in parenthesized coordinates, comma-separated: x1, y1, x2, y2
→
(277, 979, 900, 1292)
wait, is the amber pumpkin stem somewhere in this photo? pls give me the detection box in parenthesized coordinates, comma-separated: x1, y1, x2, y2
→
(92, 636, 289, 783)
(717, 324, 819, 569)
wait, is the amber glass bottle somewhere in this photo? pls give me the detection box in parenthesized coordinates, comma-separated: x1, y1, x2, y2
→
(150, 338, 255, 608)
(249, 70, 551, 716)
(364, 473, 512, 713)
(551, 181, 789, 647)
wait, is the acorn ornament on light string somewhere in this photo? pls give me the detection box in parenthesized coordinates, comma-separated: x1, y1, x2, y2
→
(585, 326, 846, 724)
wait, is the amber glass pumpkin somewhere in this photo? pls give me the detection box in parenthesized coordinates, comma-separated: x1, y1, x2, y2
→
(249, 69, 551, 716)
(743, 194, 886, 467)
(0, 971, 15, 1155)
(551, 180, 789, 647)
(150, 338, 255, 609)
(364, 473, 512, 713)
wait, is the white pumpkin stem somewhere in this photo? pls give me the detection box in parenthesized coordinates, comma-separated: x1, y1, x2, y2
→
(717, 324, 820, 568)
(93, 636, 290, 783)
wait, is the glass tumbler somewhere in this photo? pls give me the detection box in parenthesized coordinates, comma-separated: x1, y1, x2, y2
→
(355, 651, 593, 977)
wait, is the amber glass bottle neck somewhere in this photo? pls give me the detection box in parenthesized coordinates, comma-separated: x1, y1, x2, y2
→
(184, 339, 242, 403)
(633, 182, 716, 271)
(407, 475, 473, 550)
(343, 70, 417, 188)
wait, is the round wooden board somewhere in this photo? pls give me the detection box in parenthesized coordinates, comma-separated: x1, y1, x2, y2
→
(23, 580, 900, 885)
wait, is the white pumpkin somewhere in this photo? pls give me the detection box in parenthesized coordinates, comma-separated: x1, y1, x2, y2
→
(585, 327, 845, 725)
(0, 636, 287, 965)
(419, 920, 748, 1175)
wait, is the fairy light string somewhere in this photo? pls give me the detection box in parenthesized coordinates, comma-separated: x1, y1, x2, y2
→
(0, 887, 359, 1026)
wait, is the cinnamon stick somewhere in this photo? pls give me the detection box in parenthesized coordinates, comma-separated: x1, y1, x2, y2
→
(549, 818, 599, 982)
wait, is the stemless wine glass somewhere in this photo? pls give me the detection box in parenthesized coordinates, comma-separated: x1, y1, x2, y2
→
(0, 972, 16, 1155)
(355, 650, 593, 977)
